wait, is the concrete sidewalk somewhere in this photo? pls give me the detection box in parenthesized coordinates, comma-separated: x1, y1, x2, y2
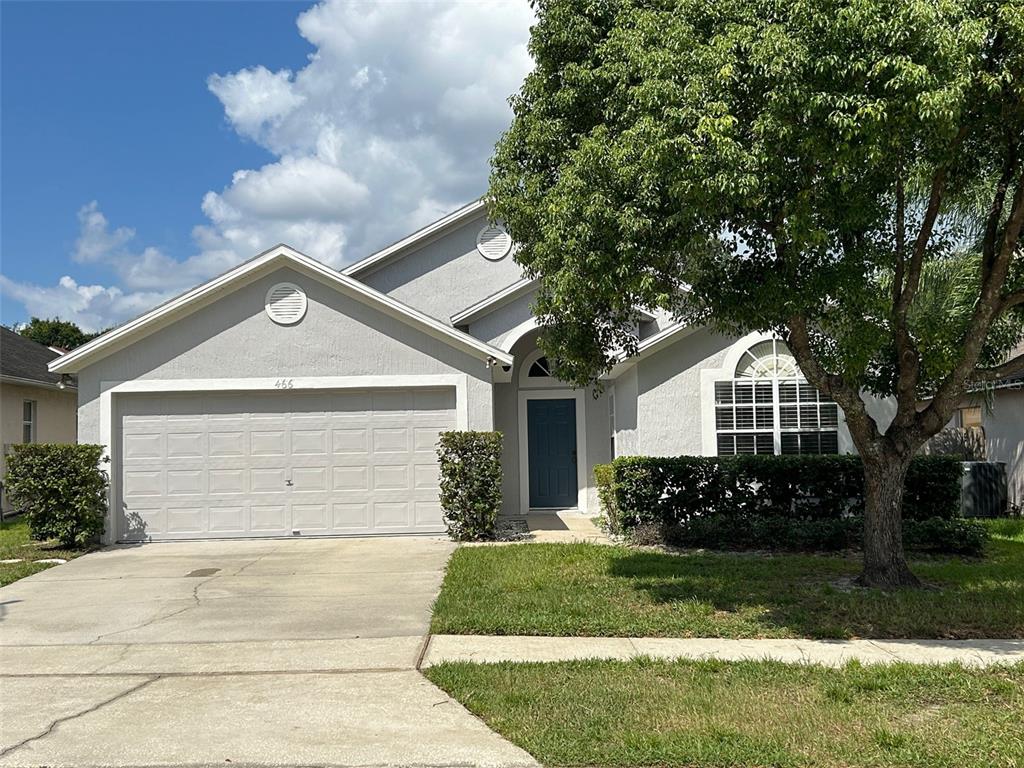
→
(423, 634, 1024, 668)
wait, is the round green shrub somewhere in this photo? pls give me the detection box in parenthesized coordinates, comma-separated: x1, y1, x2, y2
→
(4, 444, 109, 547)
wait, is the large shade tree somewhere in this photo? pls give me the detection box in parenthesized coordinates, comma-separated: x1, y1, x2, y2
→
(490, 0, 1024, 587)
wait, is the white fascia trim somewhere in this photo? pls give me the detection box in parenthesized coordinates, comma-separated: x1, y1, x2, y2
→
(603, 322, 698, 379)
(342, 200, 486, 278)
(50, 245, 512, 374)
(98, 374, 470, 544)
(450, 277, 537, 326)
(517, 388, 588, 515)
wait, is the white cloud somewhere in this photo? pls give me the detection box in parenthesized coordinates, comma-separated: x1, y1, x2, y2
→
(0, 273, 168, 333)
(2, 0, 535, 331)
(200, 0, 534, 262)
(207, 65, 307, 144)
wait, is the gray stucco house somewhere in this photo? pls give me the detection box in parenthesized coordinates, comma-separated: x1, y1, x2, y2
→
(47, 200, 1020, 543)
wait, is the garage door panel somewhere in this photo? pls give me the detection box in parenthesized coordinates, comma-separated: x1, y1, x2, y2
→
(209, 469, 246, 495)
(292, 466, 329, 491)
(209, 506, 246, 532)
(250, 505, 289, 531)
(126, 508, 165, 536)
(332, 428, 368, 454)
(250, 468, 288, 493)
(293, 503, 329, 530)
(372, 427, 410, 453)
(119, 387, 454, 541)
(373, 501, 411, 527)
(124, 470, 163, 497)
(209, 431, 246, 457)
(371, 391, 413, 413)
(332, 465, 369, 491)
(291, 429, 329, 454)
(123, 432, 163, 459)
(251, 430, 288, 456)
(413, 428, 442, 452)
(414, 500, 444, 527)
(413, 388, 454, 412)
(332, 391, 373, 413)
(373, 464, 410, 490)
(332, 502, 369, 529)
(167, 507, 205, 533)
(166, 470, 204, 496)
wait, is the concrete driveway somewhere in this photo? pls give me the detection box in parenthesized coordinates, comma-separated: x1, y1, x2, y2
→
(0, 537, 536, 768)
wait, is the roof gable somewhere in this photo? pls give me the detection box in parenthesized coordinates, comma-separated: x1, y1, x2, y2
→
(50, 245, 512, 374)
(342, 200, 486, 278)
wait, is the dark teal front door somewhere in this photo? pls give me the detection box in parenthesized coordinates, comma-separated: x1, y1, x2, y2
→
(527, 398, 578, 508)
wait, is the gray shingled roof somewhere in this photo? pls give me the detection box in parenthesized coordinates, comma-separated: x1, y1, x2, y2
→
(0, 326, 70, 387)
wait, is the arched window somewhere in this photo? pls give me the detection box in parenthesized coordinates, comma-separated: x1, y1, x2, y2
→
(715, 339, 839, 455)
(520, 348, 570, 388)
(528, 356, 552, 378)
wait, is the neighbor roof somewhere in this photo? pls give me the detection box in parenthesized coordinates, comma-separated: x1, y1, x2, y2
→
(342, 199, 486, 278)
(50, 244, 513, 374)
(1, 326, 74, 388)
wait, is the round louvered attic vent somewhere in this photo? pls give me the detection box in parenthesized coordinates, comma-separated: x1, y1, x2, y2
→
(265, 282, 307, 325)
(476, 224, 513, 261)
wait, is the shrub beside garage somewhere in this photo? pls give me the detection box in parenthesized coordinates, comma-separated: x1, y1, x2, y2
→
(3, 444, 109, 547)
(437, 431, 503, 541)
(595, 455, 986, 555)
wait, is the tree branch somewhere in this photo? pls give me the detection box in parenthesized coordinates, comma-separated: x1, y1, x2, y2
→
(785, 315, 882, 456)
(920, 168, 1024, 433)
(1001, 289, 1024, 312)
(983, 140, 1019, 279)
(971, 352, 1024, 383)
(892, 174, 906, 304)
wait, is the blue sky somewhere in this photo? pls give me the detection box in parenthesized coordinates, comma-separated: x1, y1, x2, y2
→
(1, 0, 533, 330)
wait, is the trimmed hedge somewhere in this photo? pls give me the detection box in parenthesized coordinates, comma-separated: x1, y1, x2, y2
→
(663, 515, 987, 555)
(3, 444, 109, 547)
(437, 431, 503, 541)
(596, 455, 983, 555)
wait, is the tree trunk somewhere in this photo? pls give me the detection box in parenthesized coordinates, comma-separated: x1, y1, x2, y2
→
(858, 453, 921, 589)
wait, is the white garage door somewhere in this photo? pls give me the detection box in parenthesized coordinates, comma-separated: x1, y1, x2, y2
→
(118, 388, 455, 541)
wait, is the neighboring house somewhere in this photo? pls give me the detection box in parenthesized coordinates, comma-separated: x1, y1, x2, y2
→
(1, 326, 78, 513)
(47, 200, 1011, 543)
(926, 369, 1024, 508)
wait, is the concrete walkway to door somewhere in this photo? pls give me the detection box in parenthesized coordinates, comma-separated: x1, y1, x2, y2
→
(0, 537, 536, 768)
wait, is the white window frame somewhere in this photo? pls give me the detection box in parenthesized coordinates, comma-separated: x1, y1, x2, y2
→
(22, 400, 36, 444)
(700, 332, 852, 456)
(519, 348, 568, 389)
(713, 377, 839, 455)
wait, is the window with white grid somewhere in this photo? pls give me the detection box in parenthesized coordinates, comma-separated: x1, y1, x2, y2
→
(715, 339, 839, 456)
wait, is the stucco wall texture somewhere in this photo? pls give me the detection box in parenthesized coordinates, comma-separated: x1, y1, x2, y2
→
(634, 329, 735, 456)
(359, 212, 524, 322)
(75, 266, 496, 448)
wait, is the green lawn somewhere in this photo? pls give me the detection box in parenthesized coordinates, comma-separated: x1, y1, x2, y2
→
(0, 516, 95, 587)
(425, 658, 1024, 767)
(430, 519, 1024, 639)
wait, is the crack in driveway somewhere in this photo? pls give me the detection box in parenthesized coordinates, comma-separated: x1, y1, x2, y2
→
(0, 676, 159, 759)
(85, 548, 279, 646)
